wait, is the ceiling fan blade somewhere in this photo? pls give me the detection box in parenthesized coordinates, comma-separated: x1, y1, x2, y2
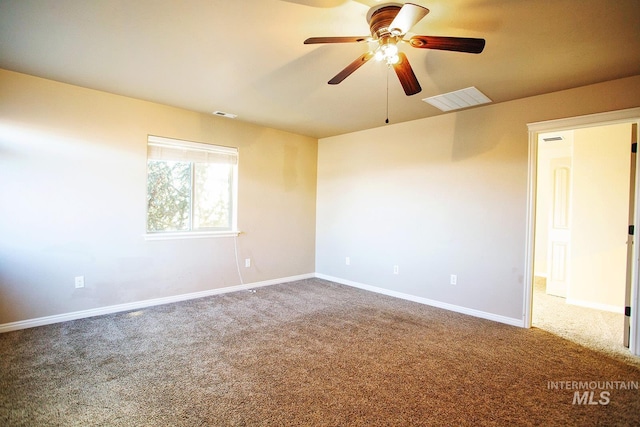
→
(392, 52, 421, 96)
(328, 51, 374, 84)
(389, 3, 429, 35)
(409, 36, 486, 53)
(304, 36, 369, 44)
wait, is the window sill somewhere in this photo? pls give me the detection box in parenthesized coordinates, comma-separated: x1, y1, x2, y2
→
(144, 230, 241, 241)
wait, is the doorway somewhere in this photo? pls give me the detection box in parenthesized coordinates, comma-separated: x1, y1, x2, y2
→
(533, 124, 630, 358)
(524, 107, 640, 358)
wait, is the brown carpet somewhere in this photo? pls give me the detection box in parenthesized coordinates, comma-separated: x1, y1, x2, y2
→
(532, 276, 639, 367)
(1, 278, 639, 426)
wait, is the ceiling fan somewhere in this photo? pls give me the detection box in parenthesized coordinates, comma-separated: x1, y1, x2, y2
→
(304, 2, 486, 96)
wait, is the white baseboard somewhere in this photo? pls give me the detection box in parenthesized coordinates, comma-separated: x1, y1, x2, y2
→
(0, 272, 526, 333)
(315, 273, 525, 328)
(566, 298, 624, 314)
(0, 273, 315, 333)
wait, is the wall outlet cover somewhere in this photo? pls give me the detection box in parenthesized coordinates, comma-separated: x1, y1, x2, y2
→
(74, 276, 85, 288)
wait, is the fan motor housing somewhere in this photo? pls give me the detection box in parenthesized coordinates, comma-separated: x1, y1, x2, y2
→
(366, 3, 403, 38)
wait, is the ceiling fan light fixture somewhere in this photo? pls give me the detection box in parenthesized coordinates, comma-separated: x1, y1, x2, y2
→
(304, 2, 483, 97)
(381, 41, 398, 56)
(375, 37, 400, 64)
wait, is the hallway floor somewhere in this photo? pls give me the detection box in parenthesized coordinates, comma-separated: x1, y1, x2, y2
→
(532, 277, 638, 366)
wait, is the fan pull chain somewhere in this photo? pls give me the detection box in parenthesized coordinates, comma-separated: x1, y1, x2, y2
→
(385, 66, 390, 124)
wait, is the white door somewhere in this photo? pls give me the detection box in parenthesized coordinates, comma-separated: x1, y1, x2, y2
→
(546, 157, 572, 298)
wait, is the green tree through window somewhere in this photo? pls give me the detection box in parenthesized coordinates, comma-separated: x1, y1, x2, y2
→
(147, 160, 192, 232)
(146, 136, 238, 234)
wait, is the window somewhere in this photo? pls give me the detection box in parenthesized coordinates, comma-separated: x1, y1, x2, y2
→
(146, 135, 238, 236)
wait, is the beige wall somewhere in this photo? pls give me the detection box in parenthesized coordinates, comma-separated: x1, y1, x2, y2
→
(569, 123, 631, 310)
(317, 75, 640, 322)
(2, 68, 639, 327)
(0, 69, 317, 324)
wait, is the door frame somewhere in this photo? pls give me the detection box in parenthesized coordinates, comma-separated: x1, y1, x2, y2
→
(523, 107, 640, 356)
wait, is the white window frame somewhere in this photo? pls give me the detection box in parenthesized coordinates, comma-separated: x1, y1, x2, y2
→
(144, 135, 239, 240)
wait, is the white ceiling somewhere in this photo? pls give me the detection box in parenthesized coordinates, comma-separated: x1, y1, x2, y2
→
(1, 0, 639, 139)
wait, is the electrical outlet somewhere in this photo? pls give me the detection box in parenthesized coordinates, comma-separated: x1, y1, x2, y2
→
(245, 258, 251, 268)
(75, 276, 85, 289)
(345, 257, 350, 265)
(450, 274, 457, 285)
(393, 265, 399, 275)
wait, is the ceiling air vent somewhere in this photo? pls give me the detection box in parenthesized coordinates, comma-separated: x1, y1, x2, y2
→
(212, 111, 237, 119)
(542, 136, 564, 142)
(422, 86, 491, 112)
